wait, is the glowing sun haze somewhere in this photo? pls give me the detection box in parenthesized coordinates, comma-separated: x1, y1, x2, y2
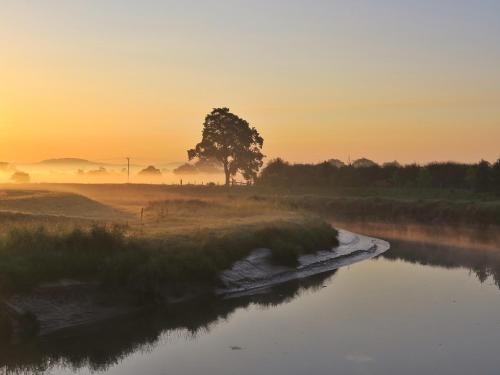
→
(1, 0, 499, 165)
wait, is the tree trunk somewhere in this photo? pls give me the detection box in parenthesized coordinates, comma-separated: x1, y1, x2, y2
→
(223, 161, 230, 187)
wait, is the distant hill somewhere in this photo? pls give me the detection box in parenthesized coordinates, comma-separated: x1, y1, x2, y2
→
(0, 190, 130, 220)
(38, 158, 101, 167)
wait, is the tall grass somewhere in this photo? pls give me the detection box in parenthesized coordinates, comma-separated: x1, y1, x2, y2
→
(0, 220, 338, 299)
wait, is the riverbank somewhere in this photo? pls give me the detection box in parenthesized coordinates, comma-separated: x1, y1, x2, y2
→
(217, 228, 389, 297)
(0, 182, 495, 338)
(0, 186, 344, 337)
(0, 227, 386, 338)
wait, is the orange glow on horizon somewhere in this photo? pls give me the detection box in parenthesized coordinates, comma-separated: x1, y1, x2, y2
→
(1, 1, 499, 166)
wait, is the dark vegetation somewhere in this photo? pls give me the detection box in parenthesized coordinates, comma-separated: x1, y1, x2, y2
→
(259, 158, 500, 193)
(0, 308, 12, 339)
(254, 158, 500, 225)
(0, 220, 338, 298)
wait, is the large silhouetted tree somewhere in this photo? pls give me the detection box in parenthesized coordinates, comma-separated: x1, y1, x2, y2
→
(188, 108, 264, 186)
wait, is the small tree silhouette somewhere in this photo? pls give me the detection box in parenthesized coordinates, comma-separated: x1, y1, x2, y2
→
(188, 108, 264, 186)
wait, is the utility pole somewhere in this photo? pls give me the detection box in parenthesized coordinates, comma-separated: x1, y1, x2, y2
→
(126, 157, 130, 183)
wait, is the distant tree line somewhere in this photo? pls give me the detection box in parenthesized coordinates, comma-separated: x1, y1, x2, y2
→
(258, 158, 500, 194)
(173, 158, 223, 175)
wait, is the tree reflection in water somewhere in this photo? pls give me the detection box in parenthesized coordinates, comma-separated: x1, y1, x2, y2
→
(335, 220, 500, 287)
(383, 239, 500, 286)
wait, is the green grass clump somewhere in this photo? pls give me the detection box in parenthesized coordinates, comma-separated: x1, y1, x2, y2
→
(0, 219, 338, 299)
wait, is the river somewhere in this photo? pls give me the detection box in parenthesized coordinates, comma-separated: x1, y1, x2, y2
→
(2, 223, 500, 374)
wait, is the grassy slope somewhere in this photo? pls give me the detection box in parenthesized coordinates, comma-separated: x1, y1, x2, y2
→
(0, 189, 129, 220)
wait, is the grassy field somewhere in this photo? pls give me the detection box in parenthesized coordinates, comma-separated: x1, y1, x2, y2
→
(0, 189, 127, 220)
(133, 185, 499, 226)
(0, 185, 339, 298)
(1, 183, 498, 228)
(83, 183, 499, 226)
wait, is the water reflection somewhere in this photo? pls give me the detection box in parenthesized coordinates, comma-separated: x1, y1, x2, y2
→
(0, 271, 337, 373)
(2, 222, 500, 374)
(334, 221, 500, 287)
(331, 220, 500, 251)
(384, 239, 500, 287)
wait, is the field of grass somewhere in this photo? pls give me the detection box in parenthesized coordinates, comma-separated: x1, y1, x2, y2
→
(0, 189, 129, 220)
(112, 184, 500, 226)
(2, 183, 498, 228)
(0, 185, 338, 299)
(136, 185, 499, 226)
(0, 211, 94, 236)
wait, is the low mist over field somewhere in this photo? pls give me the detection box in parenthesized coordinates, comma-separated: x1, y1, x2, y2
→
(0, 158, 227, 185)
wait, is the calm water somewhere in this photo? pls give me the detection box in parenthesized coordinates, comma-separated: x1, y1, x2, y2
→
(3, 224, 500, 375)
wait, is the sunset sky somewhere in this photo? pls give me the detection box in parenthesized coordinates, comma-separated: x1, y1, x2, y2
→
(1, 0, 499, 165)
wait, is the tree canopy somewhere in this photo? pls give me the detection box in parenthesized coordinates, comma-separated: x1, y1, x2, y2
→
(188, 108, 264, 186)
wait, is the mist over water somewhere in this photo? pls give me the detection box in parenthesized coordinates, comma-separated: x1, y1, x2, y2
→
(330, 220, 500, 252)
(0, 163, 226, 185)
